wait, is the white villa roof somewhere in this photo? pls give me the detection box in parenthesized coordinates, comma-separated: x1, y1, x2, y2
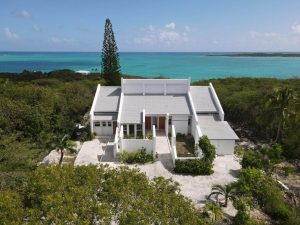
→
(198, 114, 239, 140)
(121, 94, 192, 124)
(190, 86, 218, 113)
(94, 87, 121, 112)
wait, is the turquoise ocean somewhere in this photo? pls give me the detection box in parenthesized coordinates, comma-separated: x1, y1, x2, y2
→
(1, 52, 300, 80)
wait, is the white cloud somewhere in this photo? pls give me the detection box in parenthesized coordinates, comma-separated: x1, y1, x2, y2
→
(33, 25, 41, 32)
(250, 31, 281, 40)
(292, 22, 300, 34)
(51, 36, 75, 44)
(159, 30, 180, 42)
(18, 9, 30, 18)
(165, 22, 175, 30)
(134, 22, 190, 46)
(4, 28, 19, 40)
(185, 26, 191, 32)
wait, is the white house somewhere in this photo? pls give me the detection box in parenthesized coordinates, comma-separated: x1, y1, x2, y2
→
(90, 78, 238, 156)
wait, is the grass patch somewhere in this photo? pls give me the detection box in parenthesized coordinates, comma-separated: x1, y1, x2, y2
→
(176, 133, 195, 157)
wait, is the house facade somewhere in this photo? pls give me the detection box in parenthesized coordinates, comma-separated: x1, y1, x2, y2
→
(90, 78, 238, 155)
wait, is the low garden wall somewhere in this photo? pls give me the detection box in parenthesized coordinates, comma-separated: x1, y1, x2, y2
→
(121, 139, 153, 155)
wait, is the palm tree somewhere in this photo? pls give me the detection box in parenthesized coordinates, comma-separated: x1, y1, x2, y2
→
(204, 200, 224, 223)
(56, 134, 76, 165)
(266, 87, 295, 143)
(207, 184, 236, 207)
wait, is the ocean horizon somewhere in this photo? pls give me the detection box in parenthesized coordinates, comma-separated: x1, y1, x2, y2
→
(1, 51, 300, 80)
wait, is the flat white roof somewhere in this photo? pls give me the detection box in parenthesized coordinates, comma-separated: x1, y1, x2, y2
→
(191, 86, 218, 113)
(198, 114, 239, 140)
(94, 87, 121, 112)
(121, 94, 192, 124)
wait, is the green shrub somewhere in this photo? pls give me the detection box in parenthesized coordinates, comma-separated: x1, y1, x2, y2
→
(236, 168, 298, 224)
(174, 136, 216, 175)
(174, 159, 213, 175)
(261, 144, 284, 163)
(120, 149, 154, 164)
(242, 150, 271, 170)
(198, 135, 216, 162)
(232, 197, 252, 225)
(283, 166, 296, 176)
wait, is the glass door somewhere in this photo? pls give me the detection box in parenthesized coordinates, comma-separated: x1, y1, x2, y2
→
(152, 116, 158, 129)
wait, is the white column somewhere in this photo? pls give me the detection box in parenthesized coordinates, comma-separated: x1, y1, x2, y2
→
(165, 113, 169, 136)
(142, 109, 146, 139)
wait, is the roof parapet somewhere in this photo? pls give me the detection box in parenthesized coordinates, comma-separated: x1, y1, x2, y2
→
(209, 82, 225, 121)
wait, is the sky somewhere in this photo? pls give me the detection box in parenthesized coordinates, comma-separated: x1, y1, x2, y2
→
(1, 0, 300, 52)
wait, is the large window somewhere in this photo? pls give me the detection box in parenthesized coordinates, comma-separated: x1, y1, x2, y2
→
(137, 124, 142, 137)
(95, 122, 100, 127)
(123, 124, 127, 136)
(107, 121, 112, 127)
(102, 121, 106, 127)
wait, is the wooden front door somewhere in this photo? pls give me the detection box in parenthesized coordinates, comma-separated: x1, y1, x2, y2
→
(159, 116, 165, 130)
(145, 116, 151, 129)
(113, 121, 117, 134)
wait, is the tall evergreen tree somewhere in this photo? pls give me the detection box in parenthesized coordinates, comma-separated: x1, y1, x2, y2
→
(101, 18, 121, 85)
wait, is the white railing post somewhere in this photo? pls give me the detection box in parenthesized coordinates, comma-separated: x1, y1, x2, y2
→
(120, 125, 123, 153)
(143, 109, 146, 139)
(165, 113, 169, 136)
(152, 125, 156, 159)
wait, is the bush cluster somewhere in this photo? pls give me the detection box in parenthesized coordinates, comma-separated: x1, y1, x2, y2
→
(174, 135, 216, 175)
(242, 144, 284, 171)
(236, 168, 299, 224)
(120, 149, 154, 164)
(174, 159, 212, 175)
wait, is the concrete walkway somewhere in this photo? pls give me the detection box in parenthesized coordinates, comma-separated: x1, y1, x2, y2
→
(74, 137, 111, 166)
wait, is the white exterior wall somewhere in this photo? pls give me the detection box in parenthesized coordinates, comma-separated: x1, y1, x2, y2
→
(210, 139, 235, 155)
(121, 139, 153, 154)
(172, 115, 189, 135)
(90, 84, 101, 133)
(93, 124, 113, 136)
(122, 79, 190, 95)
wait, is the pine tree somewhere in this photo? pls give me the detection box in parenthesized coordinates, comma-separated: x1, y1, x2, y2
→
(101, 18, 121, 85)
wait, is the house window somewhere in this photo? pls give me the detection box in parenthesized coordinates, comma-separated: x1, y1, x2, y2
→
(136, 124, 142, 137)
(188, 118, 191, 125)
(168, 117, 172, 125)
(95, 122, 100, 127)
(123, 125, 127, 135)
(107, 121, 112, 127)
(102, 121, 106, 127)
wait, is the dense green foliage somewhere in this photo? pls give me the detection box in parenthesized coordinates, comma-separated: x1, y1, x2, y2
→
(0, 166, 209, 224)
(120, 149, 154, 164)
(241, 144, 284, 172)
(236, 168, 299, 224)
(0, 71, 103, 189)
(198, 135, 216, 162)
(174, 136, 216, 175)
(101, 18, 121, 85)
(174, 158, 212, 175)
(193, 78, 300, 159)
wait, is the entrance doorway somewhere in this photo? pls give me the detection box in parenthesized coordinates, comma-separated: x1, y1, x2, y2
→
(152, 116, 158, 129)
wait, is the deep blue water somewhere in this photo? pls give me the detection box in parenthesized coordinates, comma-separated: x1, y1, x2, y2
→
(1, 52, 300, 80)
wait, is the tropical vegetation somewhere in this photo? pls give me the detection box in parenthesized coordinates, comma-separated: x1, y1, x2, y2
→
(101, 18, 121, 85)
(0, 165, 209, 224)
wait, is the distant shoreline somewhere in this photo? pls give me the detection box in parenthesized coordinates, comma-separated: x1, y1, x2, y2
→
(209, 52, 300, 57)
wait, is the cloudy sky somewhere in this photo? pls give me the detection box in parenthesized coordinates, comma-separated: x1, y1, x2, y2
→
(1, 0, 300, 52)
